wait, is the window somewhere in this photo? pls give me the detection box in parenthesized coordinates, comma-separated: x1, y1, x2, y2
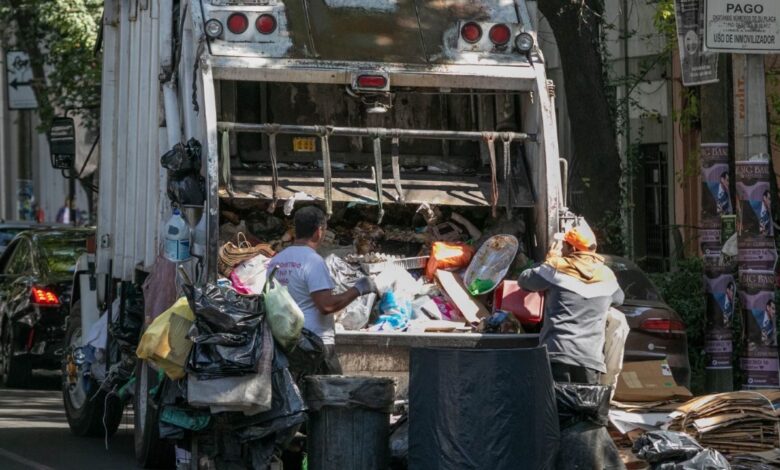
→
(4, 241, 32, 275)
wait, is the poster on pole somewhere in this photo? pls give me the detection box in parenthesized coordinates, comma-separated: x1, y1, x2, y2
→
(704, 0, 780, 53)
(738, 270, 779, 388)
(701, 143, 732, 222)
(674, 0, 719, 86)
(704, 269, 736, 370)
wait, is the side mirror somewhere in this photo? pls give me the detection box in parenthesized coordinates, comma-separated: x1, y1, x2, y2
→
(48, 117, 76, 170)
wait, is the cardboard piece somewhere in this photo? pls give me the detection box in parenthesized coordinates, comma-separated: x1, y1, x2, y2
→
(435, 270, 490, 323)
(614, 360, 692, 402)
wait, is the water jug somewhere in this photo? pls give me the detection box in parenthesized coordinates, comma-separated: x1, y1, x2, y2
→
(164, 208, 191, 262)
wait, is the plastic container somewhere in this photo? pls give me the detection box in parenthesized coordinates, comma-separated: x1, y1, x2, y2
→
(463, 235, 519, 296)
(163, 208, 191, 262)
(493, 280, 544, 325)
(191, 211, 207, 257)
(305, 376, 394, 470)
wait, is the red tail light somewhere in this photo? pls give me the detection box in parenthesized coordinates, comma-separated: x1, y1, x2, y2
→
(356, 75, 388, 89)
(227, 13, 249, 34)
(641, 318, 685, 333)
(32, 286, 60, 307)
(461, 22, 482, 43)
(489, 24, 511, 46)
(256, 14, 276, 34)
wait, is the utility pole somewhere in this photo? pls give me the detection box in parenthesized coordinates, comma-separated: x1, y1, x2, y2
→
(701, 60, 735, 393)
(733, 54, 779, 390)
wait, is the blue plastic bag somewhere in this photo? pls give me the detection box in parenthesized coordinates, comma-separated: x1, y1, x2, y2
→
(370, 292, 413, 331)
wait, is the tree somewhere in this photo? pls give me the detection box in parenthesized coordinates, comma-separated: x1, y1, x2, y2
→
(0, 0, 102, 130)
(538, 0, 624, 252)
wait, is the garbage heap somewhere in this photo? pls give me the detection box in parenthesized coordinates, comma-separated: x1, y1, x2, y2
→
(219, 204, 542, 335)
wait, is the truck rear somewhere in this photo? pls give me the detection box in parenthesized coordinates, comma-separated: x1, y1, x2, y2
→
(61, 0, 563, 466)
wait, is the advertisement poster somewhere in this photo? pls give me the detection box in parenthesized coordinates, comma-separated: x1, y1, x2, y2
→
(704, 270, 736, 370)
(701, 143, 732, 221)
(738, 270, 779, 388)
(736, 160, 777, 272)
(674, 0, 719, 86)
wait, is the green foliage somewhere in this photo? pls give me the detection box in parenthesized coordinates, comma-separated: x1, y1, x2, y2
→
(0, 0, 103, 130)
(649, 258, 707, 394)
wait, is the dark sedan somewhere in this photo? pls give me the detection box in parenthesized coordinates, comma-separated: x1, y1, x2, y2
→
(606, 256, 691, 388)
(0, 228, 93, 387)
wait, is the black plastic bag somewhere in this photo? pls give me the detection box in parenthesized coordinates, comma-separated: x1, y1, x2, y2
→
(304, 375, 394, 412)
(185, 283, 263, 337)
(110, 283, 144, 347)
(633, 431, 703, 464)
(656, 448, 731, 470)
(555, 421, 624, 470)
(286, 329, 326, 378)
(409, 347, 560, 470)
(389, 414, 409, 470)
(167, 174, 206, 205)
(161, 139, 201, 176)
(555, 383, 612, 429)
(187, 327, 266, 379)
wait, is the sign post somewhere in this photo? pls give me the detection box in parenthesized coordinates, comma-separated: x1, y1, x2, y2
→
(705, 0, 780, 53)
(5, 51, 37, 110)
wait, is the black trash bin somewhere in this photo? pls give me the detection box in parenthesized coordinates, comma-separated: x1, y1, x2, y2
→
(304, 375, 395, 470)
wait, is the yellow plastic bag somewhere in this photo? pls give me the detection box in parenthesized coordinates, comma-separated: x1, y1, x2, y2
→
(264, 267, 304, 351)
(136, 297, 194, 379)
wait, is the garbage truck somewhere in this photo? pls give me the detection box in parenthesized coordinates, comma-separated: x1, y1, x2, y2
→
(60, 0, 563, 466)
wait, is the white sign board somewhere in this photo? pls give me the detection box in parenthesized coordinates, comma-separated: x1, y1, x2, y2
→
(6, 51, 38, 109)
(704, 0, 780, 53)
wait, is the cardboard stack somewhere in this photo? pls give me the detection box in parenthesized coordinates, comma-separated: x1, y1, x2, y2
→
(667, 390, 780, 454)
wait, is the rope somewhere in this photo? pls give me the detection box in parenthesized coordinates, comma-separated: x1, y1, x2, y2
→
(391, 137, 404, 203)
(502, 133, 513, 220)
(318, 127, 333, 218)
(267, 131, 279, 213)
(373, 137, 385, 224)
(483, 132, 498, 218)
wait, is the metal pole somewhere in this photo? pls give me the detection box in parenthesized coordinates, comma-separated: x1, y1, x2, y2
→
(217, 122, 533, 142)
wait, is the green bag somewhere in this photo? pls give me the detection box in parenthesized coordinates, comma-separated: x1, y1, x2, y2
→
(263, 266, 304, 351)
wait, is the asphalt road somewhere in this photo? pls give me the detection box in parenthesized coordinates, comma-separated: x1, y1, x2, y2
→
(0, 371, 137, 470)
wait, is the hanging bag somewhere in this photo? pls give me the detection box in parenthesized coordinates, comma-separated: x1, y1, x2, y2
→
(218, 232, 275, 276)
(263, 266, 305, 351)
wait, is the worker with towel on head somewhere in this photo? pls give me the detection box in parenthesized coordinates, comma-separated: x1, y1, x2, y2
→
(517, 220, 625, 384)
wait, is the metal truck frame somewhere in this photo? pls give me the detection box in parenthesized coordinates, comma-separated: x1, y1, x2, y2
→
(62, 0, 563, 466)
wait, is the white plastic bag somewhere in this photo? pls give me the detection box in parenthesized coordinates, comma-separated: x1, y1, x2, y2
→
(263, 266, 304, 351)
(231, 254, 270, 295)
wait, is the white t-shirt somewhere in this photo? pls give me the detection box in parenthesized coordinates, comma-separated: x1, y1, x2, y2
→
(266, 245, 336, 344)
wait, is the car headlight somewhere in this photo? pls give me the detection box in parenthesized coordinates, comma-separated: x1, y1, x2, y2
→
(205, 19, 224, 39)
(515, 32, 534, 53)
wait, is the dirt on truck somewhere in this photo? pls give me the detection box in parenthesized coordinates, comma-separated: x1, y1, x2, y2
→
(60, 0, 563, 467)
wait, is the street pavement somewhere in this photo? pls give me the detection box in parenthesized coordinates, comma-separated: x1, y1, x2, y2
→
(0, 371, 137, 470)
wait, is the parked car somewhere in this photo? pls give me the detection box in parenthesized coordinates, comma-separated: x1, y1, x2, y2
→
(0, 222, 43, 256)
(606, 255, 691, 388)
(0, 227, 93, 387)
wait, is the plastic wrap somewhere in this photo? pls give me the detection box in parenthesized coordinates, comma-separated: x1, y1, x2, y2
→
(555, 421, 624, 470)
(656, 449, 731, 470)
(264, 267, 305, 351)
(389, 415, 409, 470)
(633, 431, 703, 464)
(409, 347, 559, 470)
(424, 242, 474, 280)
(325, 254, 375, 330)
(304, 376, 394, 412)
(554, 383, 612, 428)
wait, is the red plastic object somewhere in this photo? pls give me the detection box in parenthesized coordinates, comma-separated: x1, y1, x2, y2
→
(356, 75, 388, 89)
(255, 14, 277, 34)
(493, 281, 543, 324)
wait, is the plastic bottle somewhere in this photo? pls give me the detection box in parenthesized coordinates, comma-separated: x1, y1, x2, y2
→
(191, 211, 207, 257)
(164, 208, 191, 262)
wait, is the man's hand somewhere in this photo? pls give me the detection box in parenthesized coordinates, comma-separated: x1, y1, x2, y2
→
(353, 277, 378, 296)
(546, 239, 562, 259)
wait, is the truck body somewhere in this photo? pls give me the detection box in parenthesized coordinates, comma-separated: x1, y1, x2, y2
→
(62, 0, 563, 465)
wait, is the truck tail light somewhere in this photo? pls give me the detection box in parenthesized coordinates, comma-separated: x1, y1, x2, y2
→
(489, 24, 511, 46)
(32, 286, 60, 307)
(461, 22, 482, 43)
(356, 75, 388, 89)
(641, 318, 686, 333)
(227, 13, 249, 34)
(256, 14, 276, 34)
(205, 19, 224, 39)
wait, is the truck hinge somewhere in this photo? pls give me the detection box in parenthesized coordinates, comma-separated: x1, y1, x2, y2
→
(101, 234, 112, 249)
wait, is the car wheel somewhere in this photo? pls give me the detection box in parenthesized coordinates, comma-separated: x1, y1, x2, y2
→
(62, 301, 123, 437)
(0, 319, 31, 388)
(134, 359, 174, 468)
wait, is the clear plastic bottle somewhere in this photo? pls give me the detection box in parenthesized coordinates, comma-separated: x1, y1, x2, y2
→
(164, 208, 191, 262)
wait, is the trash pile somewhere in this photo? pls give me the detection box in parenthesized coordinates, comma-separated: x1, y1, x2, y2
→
(136, 280, 306, 468)
(666, 391, 780, 454)
(216, 204, 540, 336)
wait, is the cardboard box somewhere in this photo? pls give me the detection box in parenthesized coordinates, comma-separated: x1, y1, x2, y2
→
(614, 360, 692, 402)
(435, 270, 490, 323)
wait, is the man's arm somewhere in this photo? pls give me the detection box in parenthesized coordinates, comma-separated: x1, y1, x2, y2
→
(311, 288, 360, 315)
(517, 265, 551, 292)
(611, 288, 625, 307)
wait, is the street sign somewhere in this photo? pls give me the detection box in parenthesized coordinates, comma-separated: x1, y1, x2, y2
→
(49, 117, 76, 169)
(5, 50, 38, 109)
(704, 0, 780, 53)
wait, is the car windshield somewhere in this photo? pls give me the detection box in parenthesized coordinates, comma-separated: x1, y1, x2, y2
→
(0, 228, 25, 250)
(607, 259, 663, 302)
(38, 235, 88, 274)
